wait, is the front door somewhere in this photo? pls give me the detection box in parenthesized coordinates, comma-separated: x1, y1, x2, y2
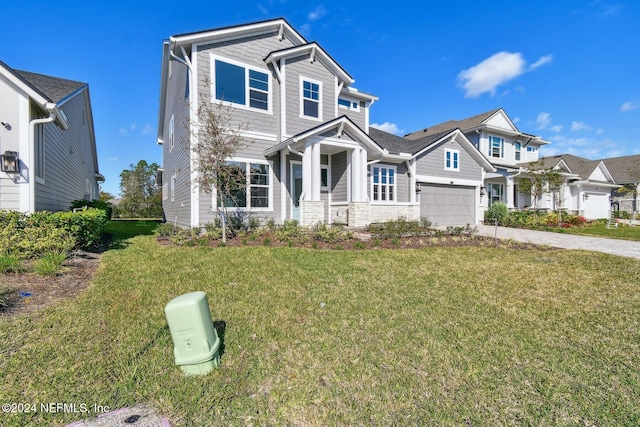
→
(291, 162, 302, 221)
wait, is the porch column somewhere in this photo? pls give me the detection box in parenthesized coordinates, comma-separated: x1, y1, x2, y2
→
(505, 176, 514, 209)
(302, 140, 313, 201)
(311, 141, 321, 201)
(351, 148, 367, 202)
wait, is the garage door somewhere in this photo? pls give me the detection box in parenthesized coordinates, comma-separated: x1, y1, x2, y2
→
(583, 193, 610, 219)
(420, 183, 476, 226)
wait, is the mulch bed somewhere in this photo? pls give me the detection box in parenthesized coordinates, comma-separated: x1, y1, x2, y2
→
(0, 250, 101, 317)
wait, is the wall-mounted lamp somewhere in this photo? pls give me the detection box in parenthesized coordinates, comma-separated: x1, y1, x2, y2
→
(415, 183, 421, 194)
(1, 121, 11, 130)
(480, 186, 486, 196)
(1, 151, 19, 173)
(583, 193, 589, 201)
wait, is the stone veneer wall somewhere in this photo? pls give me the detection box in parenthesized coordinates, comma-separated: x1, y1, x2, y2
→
(369, 204, 420, 224)
(300, 200, 325, 226)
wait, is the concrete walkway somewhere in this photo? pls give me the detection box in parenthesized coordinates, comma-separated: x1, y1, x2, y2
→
(475, 224, 640, 259)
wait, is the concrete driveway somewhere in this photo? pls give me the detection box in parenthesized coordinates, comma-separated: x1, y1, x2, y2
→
(475, 224, 640, 259)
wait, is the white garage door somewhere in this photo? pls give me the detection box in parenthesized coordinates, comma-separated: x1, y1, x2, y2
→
(583, 193, 610, 219)
(420, 184, 476, 226)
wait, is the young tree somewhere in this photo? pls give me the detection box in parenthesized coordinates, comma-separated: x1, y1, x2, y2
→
(119, 160, 163, 218)
(191, 96, 248, 242)
(519, 160, 564, 223)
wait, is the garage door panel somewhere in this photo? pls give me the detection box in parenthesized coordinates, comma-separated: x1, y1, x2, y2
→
(420, 184, 475, 226)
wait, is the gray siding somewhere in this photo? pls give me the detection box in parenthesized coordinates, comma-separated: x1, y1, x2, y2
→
(0, 74, 23, 211)
(35, 91, 101, 212)
(415, 139, 482, 181)
(196, 31, 294, 139)
(341, 108, 366, 130)
(331, 151, 348, 202)
(284, 55, 337, 136)
(396, 162, 410, 203)
(161, 59, 192, 227)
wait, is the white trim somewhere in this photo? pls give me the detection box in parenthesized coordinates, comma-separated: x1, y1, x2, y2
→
(281, 58, 287, 138)
(280, 150, 287, 224)
(290, 160, 303, 221)
(299, 76, 322, 122)
(338, 96, 360, 112)
(216, 157, 274, 212)
(169, 114, 175, 152)
(370, 164, 397, 203)
(416, 175, 483, 188)
(444, 148, 460, 172)
(238, 130, 278, 142)
(210, 54, 273, 115)
(190, 43, 200, 227)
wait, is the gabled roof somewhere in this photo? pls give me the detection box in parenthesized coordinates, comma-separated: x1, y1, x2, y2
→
(404, 108, 549, 146)
(602, 154, 640, 184)
(264, 115, 386, 157)
(370, 127, 495, 171)
(0, 59, 81, 129)
(534, 154, 616, 184)
(12, 69, 86, 105)
(264, 42, 354, 85)
(170, 17, 307, 48)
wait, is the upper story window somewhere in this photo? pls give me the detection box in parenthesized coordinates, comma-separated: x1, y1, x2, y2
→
(489, 135, 504, 158)
(338, 97, 359, 112)
(515, 142, 521, 161)
(300, 77, 322, 121)
(371, 165, 396, 203)
(212, 56, 271, 113)
(444, 149, 460, 171)
(527, 146, 537, 153)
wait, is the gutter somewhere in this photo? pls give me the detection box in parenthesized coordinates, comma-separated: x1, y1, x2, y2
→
(28, 104, 57, 213)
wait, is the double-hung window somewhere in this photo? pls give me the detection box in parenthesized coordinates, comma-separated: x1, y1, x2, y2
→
(338, 97, 359, 112)
(487, 183, 503, 205)
(213, 56, 270, 113)
(218, 160, 271, 210)
(489, 135, 504, 158)
(444, 149, 460, 171)
(301, 77, 321, 120)
(371, 165, 396, 202)
(515, 142, 521, 161)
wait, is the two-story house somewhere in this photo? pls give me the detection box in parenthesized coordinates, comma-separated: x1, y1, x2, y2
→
(405, 108, 549, 212)
(0, 60, 103, 213)
(157, 19, 496, 228)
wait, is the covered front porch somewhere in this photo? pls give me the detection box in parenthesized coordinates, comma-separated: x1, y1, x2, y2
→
(265, 116, 394, 227)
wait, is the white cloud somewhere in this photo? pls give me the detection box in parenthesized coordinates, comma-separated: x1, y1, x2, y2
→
(620, 101, 638, 112)
(371, 122, 403, 135)
(308, 5, 327, 21)
(107, 157, 119, 162)
(596, 128, 605, 134)
(257, 4, 269, 14)
(142, 124, 154, 135)
(130, 123, 137, 131)
(299, 23, 311, 37)
(571, 121, 591, 131)
(550, 125, 564, 133)
(118, 128, 127, 135)
(512, 116, 520, 124)
(536, 112, 552, 129)
(528, 55, 554, 71)
(457, 52, 525, 98)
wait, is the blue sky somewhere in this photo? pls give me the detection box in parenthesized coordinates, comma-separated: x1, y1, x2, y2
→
(2, 0, 638, 196)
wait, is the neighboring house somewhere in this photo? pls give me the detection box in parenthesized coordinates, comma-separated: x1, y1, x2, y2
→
(532, 154, 618, 219)
(602, 154, 640, 214)
(405, 108, 549, 212)
(0, 60, 103, 213)
(157, 18, 495, 228)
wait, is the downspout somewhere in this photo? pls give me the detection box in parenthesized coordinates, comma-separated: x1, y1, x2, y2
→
(29, 107, 56, 213)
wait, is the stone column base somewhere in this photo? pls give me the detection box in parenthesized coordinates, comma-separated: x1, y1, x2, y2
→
(348, 202, 370, 228)
(300, 200, 325, 226)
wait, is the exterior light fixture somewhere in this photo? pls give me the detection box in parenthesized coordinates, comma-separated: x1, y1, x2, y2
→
(480, 186, 486, 196)
(1, 121, 11, 130)
(1, 151, 19, 173)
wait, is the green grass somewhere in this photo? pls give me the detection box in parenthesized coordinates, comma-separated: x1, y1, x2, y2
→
(0, 224, 639, 425)
(542, 220, 640, 241)
(33, 251, 67, 276)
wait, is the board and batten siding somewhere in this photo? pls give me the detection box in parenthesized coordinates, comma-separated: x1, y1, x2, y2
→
(415, 139, 482, 182)
(35, 91, 100, 212)
(161, 59, 192, 227)
(196, 31, 294, 139)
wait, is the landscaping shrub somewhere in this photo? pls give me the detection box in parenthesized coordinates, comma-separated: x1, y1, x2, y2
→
(155, 222, 179, 237)
(0, 253, 23, 273)
(484, 202, 508, 224)
(368, 217, 424, 239)
(312, 223, 353, 243)
(70, 199, 113, 219)
(33, 250, 67, 276)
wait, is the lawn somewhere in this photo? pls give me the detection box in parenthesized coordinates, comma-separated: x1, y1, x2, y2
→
(546, 220, 640, 242)
(1, 222, 639, 426)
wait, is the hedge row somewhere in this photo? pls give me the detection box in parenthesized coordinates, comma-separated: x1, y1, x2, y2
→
(0, 208, 108, 258)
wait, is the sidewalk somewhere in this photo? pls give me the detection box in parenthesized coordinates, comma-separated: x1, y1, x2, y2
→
(475, 224, 640, 259)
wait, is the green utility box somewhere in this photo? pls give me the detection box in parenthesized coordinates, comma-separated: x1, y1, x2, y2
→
(164, 291, 221, 375)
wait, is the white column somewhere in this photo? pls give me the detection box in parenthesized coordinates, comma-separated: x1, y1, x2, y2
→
(351, 148, 361, 202)
(280, 149, 287, 224)
(359, 148, 368, 201)
(505, 176, 514, 209)
(311, 142, 321, 201)
(302, 141, 313, 201)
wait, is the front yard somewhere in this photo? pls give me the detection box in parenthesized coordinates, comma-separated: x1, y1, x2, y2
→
(1, 222, 639, 425)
